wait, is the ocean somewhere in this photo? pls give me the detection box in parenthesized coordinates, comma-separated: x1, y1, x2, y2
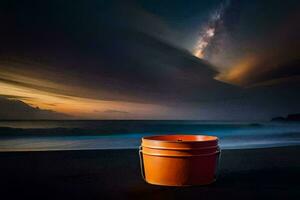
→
(0, 120, 299, 151)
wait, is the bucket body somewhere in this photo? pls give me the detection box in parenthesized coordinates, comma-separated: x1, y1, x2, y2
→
(139, 135, 220, 186)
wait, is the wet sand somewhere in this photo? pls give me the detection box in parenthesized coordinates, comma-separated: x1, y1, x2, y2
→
(0, 146, 299, 199)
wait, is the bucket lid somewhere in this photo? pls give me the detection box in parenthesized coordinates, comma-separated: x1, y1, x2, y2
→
(142, 135, 218, 150)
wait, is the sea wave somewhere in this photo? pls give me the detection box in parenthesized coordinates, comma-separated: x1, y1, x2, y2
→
(0, 120, 299, 151)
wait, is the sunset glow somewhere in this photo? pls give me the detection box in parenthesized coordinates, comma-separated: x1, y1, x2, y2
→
(0, 70, 167, 119)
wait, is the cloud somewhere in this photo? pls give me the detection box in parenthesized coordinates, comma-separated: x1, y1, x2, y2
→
(202, 0, 300, 86)
(0, 0, 242, 107)
(102, 110, 129, 114)
(0, 97, 69, 120)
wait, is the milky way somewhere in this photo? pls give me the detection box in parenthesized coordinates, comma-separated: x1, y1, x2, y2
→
(193, 1, 228, 59)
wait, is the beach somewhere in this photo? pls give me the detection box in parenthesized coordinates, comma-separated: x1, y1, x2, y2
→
(0, 146, 299, 199)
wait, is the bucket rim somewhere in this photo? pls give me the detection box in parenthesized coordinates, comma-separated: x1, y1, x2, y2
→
(142, 134, 218, 143)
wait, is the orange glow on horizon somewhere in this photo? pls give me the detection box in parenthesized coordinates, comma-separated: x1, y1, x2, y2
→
(0, 70, 168, 119)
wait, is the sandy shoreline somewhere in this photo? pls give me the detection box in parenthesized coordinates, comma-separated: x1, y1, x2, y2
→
(0, 146, 299, 199)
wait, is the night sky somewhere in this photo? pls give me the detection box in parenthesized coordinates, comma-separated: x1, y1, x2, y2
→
(0, 0, 299, 120)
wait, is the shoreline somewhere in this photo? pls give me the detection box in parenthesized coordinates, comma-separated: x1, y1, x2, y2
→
(0, 143, 300, 152)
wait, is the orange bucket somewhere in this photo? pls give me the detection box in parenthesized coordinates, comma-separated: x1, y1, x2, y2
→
(139, 135, 220, 186)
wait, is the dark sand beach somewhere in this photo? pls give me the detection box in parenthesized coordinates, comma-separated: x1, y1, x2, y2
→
(0, 146, 299, 199)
